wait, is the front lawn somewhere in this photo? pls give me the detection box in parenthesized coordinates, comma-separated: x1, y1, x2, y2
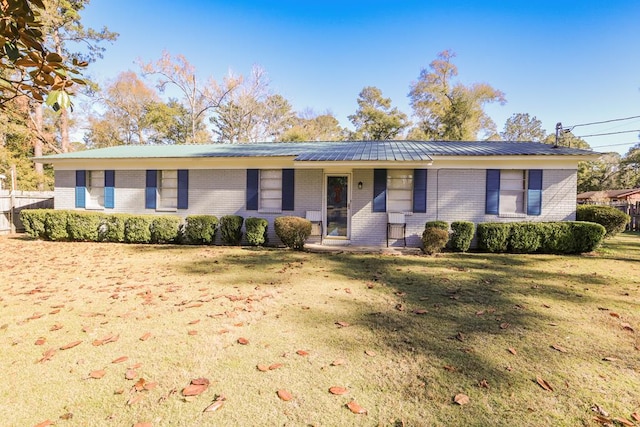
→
(0, 233, 638, 426)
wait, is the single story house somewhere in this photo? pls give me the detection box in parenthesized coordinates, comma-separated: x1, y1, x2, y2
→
(577, 188, 640, 205)
(35, 140, 598, 247)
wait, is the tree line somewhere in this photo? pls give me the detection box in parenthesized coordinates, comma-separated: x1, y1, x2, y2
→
(1, 0, 639, 192)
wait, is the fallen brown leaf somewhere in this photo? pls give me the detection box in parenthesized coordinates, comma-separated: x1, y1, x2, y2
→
(536, 376, 553, 392)
(38, 348, 56, 363)
(89, 369, 106, 379)
(499, 322, 510, 330)
(34, 420, 53, 427)
(296, 350, 309, 356)
(187, 330, 198, 336)
(183, 378, 210, 397)
(35, 337, 46, 346)
(257, 364, 269, 372)
(478, 379, 489, 389)
(237, 337, 249, 345)
(49, 324, 62, 331)
(277, 389, 293, 401)
(203, 395, 226, 412)
(335, 321, 350, 328)
(443, 365, 456, 372)
(602, 357, 618, 362)
(268, 363, 283, 370)
(346, 400, 367, 414)
(329, 386, 348, 395)
(551, 344, 567, 353)
(133, 378, 146, 391)
(331, 359, 346, 366)
(507, 347, 517, 355)
(125, 370, 138, 380)
(364, 350, 376, 357)
(621, 322, 634, 332)
(139, 332, 152, 341)
(609, 312, 620, 318)
(59, 340, 82, 350)
(613, 417, 635, 427)
(59, 413, 73, 420)
(112, 356, 128, 364)
(631, 412, 640, 422)
(144, 381, 158, 391)
(454, 393, 470, 405)
(127, 394, 144, 405)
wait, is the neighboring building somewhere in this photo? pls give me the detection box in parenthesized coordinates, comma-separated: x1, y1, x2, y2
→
(35, 140, 598, 247)
(577, 188, 640, 205)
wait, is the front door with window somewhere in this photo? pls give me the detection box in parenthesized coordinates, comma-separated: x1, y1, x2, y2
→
(325, 175, 350, 239)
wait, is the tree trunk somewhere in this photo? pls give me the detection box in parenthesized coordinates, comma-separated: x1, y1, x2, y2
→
(52, 27, 70, 152)
(32, 103, 45, 190)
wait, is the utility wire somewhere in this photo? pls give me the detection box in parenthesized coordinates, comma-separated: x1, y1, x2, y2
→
(565, 115, 640, 130)
(577, 129, 640, 138)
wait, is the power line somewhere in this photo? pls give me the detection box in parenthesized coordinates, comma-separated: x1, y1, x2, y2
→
(577, 129, 640, 138)
(565, 115, 640, 130)
(590, 141, 638, 149)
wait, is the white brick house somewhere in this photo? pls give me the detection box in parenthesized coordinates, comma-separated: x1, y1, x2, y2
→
(35, 141, 598, 247)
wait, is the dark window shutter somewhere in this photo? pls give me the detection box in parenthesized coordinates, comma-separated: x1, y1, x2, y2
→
(145, 170, 157, 209)
(246, 169, 259, 210)
(104, 170, 115, 209)
(485, 169, 500, 215)
(413, 169, 427, 213)
(177, 169, 189, 209)
(75, 170, 86, 208)
(373, 169, 387, 212)
(527, 169, 543, 216)
(282, 169, 295, 211)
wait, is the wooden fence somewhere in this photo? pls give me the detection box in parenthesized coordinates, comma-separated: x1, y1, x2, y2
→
(0, 190, 54, 234)
(618, 202, 640, 232)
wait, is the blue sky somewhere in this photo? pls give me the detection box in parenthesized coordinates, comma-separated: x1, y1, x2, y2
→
(80, 0, 640, 154)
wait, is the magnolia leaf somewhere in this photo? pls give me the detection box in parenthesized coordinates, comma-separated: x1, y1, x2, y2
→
(257, 364, 269, 372)
(296, 350, 309, 356)
(183, 384, 208, 397)
(59, 340, 82, 350)
(277, 389, 293, 401)
(331, 359, 346, 366)
(329, 386, 348, 395)
(551, 344, 567, 353)
(89, 369, 106, 379)
(134, 378, 146, 391)
(508, 348, 517, 355)
(112, 356, 128, 364)
(45, 52, 63, 63)
(364, 350, 376, 357)
(536, 376, 553, 392)
(268, 363, 283, 370)
(38, 348, 56, 363)
(125, 370, 138, 380)
(335, 321, 350, 327)
(346, 400, 367, 414)
(454, 393, 470, 405)
(204, 397, 225, 413)
(237, 337, 249, 345)
(612, 417, 635, 427)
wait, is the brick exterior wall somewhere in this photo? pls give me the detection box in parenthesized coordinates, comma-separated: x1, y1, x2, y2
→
(54, 167, 577, 248)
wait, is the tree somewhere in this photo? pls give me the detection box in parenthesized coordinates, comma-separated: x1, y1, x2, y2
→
(577, 152, 621, 193)
(280, 110, 345, 142)
(85, 71, 160, 147)
(0, 0, 87, 109)
(348, 86, 409, 140)
(617, 145, 640, 188)
(140, 50, 240, 144)
(501, 113, 546, 142)
(144, 99, 194, 144)
(408, 50, 506, 141)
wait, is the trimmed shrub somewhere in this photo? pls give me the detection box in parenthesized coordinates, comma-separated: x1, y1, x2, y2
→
(571, 221, 606, 253)
(150, 215, 181, 243)
(576, 205, 630, 238)
(477, 223, 512, 253)
(220, 215, 244, 245)
(124, 216, 153, 243)
(421, 227, 449, 255)
(425, 220, 449, 230)
(245, 217, 269, 246)
(538, 222, 574, 254)
(508, 222, 541, 253)
(100, 214, 130, 243)
(20, 209, 50, 238)
(183, 215, 218, 245)
(44, 210, 70, 241)
(450, 221, 474, 252)
(274, 216, 312, 250)
(67, 211, 104, 242)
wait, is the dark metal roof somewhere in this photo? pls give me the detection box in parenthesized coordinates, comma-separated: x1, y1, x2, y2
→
(36, 140, 597, 162)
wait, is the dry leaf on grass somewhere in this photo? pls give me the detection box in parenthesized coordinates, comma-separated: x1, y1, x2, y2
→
(443, 365, 456, 372)
(346, 400, 367, 414)
(454, 393, 470, 405)
(364, 350, 376, 357)
(413, 309, 428, 315)
(613, 417, 635, 426)
(203, 395, 226, 412)
(268, 363, 283, 370)
(551, 344, 567, 353)
(188, 330, 198, 336)
(621, 322, 634, 332)
(631, 413, 640, 422)
(133, 423, 152, 427)
(508, 348, 517, 355)
(609, 312, 620, 318)
(182, 378, 210, 397)
(112, 356, 128, 364)
(277, 389, 293, 401)
(335, 321, 350, 328)
(144, 381, 158, 391)
(139, 332, 151, 341)
(296, 350, 309, 356)
(89, 369, 106, 379)
(59, 340, 82, 350)
(331, 359, 346, 366)
(602, 357, 618, 362)
(256, 364, 269, 372)
(34, 420, 53, 427)
(237, 337, 249, 345)
(329, 386, 348, 395)
(133, 378, 146, 391)
(127, 394, 145, 405)
(125, 370, 138, 380)
(499, 322, 510, 330)
(35, 337, 46, 346)
(536, 376, 554, 392)
(38, 348, 56, 363)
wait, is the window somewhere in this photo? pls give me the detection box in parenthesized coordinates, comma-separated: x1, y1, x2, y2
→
(486, 169, 542, 216)
(260, 169, 282, 212)
(387, 169, 413, 212)
(499, 170, 525, 215)
(158, 170, 178, 210)
(87, 170, 104, 208)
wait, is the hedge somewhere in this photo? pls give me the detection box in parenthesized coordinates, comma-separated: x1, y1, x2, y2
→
(219, 215, 244, 245)
(44, 210, 70, 241)
(477, 221, 605, 254)
(150, 216, 181, 243)
(421, 227, 449, 255)
(124, 216, 153, 243)
(20, 209, 50, 238)
(576, 205, 630, 238)
(67, 211, 105, 242)
(245, 217, 269, 246)
(101, 214, 130, 243)
(449, 221, 474, 252)
(183, 215, 218, 245)
(274, 216, 311, 250)
(425, 220, 449, 230)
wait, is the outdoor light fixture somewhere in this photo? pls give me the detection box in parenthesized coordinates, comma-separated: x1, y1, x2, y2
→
(358, 181, 363, 190)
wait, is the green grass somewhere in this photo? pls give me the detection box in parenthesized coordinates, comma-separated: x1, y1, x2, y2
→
(0, 233, 639, 426)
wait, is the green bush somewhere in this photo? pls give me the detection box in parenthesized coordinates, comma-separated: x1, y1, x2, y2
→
(220, 215, 244, 245)
(100, 214, 130, 242)
(576, 205, 630, 238)
(421, 227, 449, 255)
(124, 216, 153, 243)
(44, 210, 70, 241)
(274, 216, 312, 250)
(508, 222, 541, 253)
(425, 220, 449, 230)
(571, 221, 606, 253)
(245, 217, 269, 246)
(20, 209, 50, 238)
(449, 221, 474, 252)
(150, 216, 181, 243)
(477, 223, 512, 253)
(538, 222, 574, 254)
(67, 211, 104, 242)
(183, 215, 218, 245)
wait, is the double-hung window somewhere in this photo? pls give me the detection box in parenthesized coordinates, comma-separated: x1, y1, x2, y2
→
(259, 169, 282, 212)
(87, 170, 105, 209)
(145, 170, 188, 210)
(499, 170, 526, 215)
(486, 169, 542, 216)
(246, 169, 294, 212)
(158, 170, 178, 210)
(387, 169, 413, 213)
